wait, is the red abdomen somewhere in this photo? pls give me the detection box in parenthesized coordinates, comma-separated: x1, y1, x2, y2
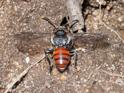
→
(53, 47, 70, 72)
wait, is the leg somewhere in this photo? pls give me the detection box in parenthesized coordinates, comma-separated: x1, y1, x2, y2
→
(70, 49, 78, 69)
(42, 17, 57, 30)
(70, 20, 79, 29)
(60, 16, 72, 33)
(73, 51, 78, 69)
(66, 67, 70, 73)
(44, 48, 54, 74)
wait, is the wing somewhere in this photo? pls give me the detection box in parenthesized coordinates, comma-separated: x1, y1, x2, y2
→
(73, 33, 110, 50)
(14, 32, 52, 56)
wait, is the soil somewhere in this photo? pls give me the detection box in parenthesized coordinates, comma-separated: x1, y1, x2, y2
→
(0, 0, 124, 93)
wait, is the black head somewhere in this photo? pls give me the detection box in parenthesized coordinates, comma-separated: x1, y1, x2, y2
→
(54, 29, 66, 37)
(55, 30, 66, 36)
(51, 28, 71, 47)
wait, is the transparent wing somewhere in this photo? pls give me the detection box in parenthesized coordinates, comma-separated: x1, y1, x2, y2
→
(73, 33, 110, 50)
(14, 32, 52, 56)
(14, 32, 110, 56)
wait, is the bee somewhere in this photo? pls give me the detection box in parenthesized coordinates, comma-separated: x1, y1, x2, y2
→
(42, 17, 77, 73)
(14, 17, 110, 73)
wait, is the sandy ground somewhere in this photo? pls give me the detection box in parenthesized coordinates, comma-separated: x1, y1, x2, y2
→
(0, 0, 124, 93)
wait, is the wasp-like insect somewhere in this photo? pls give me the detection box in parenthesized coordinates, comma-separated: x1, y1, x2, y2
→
(14, 17, 110, 73)
(42, 17, 77, 73)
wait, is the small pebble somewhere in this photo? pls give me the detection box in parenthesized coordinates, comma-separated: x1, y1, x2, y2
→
(52, 69, 58, 76)
(25, 56, 30, 64)
(60, 75, 67, 81)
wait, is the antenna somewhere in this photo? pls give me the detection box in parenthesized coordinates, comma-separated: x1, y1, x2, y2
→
(42, 17, 57, 30)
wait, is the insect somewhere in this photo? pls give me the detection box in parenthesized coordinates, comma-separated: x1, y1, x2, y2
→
(42, 17, 78, 73)
(14, 17, 110, 73)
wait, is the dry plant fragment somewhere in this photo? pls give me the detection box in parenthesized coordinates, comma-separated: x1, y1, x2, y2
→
(102, 21, 124, 43)
(101, 69, 124, 78)
(66, 0, 84, 33)
(60, 74, 67, 81)
(4, 56, 45, 93)
(0, 0, 5, 8)
(97, 0, 124, 43)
